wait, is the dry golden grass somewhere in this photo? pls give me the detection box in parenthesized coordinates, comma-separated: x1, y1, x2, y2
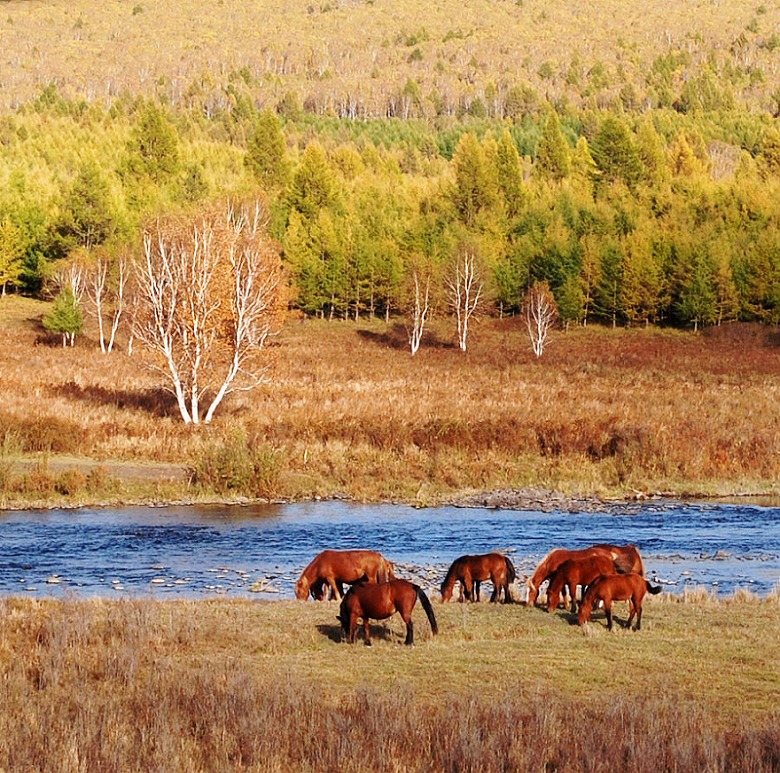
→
(0, 595, 778, 771)
(2, 294, 780, 506)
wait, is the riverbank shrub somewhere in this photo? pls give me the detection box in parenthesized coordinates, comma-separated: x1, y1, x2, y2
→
(189, 429, 283, 498)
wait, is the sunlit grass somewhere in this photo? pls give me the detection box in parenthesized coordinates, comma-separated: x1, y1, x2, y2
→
(2, 293, 780, 507)
(0, 596, 778, 771)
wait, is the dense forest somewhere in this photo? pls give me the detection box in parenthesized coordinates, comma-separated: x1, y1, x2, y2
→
(2, 0, 780, 332)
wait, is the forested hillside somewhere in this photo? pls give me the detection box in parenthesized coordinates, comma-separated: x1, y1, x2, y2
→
(2, 0, 780, 330)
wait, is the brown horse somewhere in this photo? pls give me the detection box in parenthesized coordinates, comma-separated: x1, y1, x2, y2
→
(440, 553, 516, 603)
(295, 549, 395, 601)
(338, 579, 438, 646)
(526, 544, 644, 606)
(546, 554, 620, 613)
(577, 572, 662, 631)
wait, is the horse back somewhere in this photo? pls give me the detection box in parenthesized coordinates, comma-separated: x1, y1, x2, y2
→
(347, 578, 417, 619)
(317, 549, 386, 582)
(558, 554, 615, 584)
(593, 571, 647, 601)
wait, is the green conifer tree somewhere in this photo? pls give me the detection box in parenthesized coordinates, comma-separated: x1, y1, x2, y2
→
(56, 161, 117, 252)
(43, 287, 84, 346)
(124, 101, 180, 183)
(494, 129, 524, 219)
(590, 116, 643, 190)
(534, 110, 571, 182)
(449, 132, 499, 228)
(245, 109, 290, 191)
(0, 218, 24, 295)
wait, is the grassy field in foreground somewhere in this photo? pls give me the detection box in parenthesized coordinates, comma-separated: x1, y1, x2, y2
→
(2, 293, 780, 508)
(0, 595, 778, 772)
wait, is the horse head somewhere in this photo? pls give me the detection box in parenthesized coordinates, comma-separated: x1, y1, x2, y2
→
(295, 575, 310, 600)
(526, 578, 538, 606)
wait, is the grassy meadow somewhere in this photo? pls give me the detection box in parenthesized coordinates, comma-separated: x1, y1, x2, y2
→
(0, 593, 779, 772)
(1, 293, 780, 507)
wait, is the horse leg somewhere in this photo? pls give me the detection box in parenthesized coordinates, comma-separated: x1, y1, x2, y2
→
(348, 614, 359, 644)
(632, 598, 642, 631)
(404, 617, 414, 646)
(327, 579, 341, 601)
(488, 574, 498, 603)
(363, 618, 372, 646)
(605, 601, 613, 631)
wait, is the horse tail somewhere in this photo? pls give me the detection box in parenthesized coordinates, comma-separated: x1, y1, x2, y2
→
(415, 585, 438, 636)
(504, 556, 516, 584)
(645, 580, 662, 595)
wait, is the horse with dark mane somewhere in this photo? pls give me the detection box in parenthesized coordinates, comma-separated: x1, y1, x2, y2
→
(545, 554, 618, 613)
(526, 544, 644, 606)
(577, 572, 662, 631)
(440, 553, 516, 603)
(338, 579, 438, 646)
(295, 549, 394, 601)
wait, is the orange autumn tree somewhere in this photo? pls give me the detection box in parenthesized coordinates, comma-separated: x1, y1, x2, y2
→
(133, 199, 284, 425)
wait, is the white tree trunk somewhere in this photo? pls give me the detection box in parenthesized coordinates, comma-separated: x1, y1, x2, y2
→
(407, 272, 430, 356)
(523, 282, 558, 358)
(132, 201, 282, 425)
(446, 250, 484, 352)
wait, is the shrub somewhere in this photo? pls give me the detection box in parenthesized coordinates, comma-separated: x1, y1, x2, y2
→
(190, 429, 282, 498)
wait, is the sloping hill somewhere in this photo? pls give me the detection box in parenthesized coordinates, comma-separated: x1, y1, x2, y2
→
(1, 0, 776, 114)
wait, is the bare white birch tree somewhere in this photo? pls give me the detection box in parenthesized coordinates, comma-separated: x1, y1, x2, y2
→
(50, 260, 86, 303)
(85, 252, 130, 353)
(523, 281, 558, 357)
(407, 270, 431, 356)
(446, 249, 484, 352)
(132, 200, 284, 425)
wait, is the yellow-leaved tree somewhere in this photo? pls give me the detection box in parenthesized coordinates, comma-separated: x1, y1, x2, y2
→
(132, 199, 285, 425)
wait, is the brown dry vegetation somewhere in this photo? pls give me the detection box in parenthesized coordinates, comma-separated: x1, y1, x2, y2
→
(1, 0, 778, 114)
(2, 294, 780, 507)
(0, 595, 778, 772)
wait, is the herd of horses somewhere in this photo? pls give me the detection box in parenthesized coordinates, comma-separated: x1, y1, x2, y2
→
(296, 544, 662, 645)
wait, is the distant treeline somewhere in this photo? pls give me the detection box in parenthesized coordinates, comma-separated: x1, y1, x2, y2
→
(2, 84, 780, 330)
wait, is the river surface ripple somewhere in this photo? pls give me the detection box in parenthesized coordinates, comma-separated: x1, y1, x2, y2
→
(1, 500, 779, 599)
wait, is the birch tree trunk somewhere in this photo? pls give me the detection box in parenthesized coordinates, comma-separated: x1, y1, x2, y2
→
(132, 200, 284, 424)
(407, 271, 430, 356)
(523, 281, 558, 358)
(446, 250, 484, 352)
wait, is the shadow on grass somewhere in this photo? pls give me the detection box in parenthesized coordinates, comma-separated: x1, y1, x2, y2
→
(357, 324, 458, 351)
(317, 622, 397, 645)
(51, 381, 179, 418)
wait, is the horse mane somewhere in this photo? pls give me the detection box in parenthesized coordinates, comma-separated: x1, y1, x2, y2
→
(378, 558, 394, 583)
(440, 559, 460, 592)
(527, 549, 560, 590)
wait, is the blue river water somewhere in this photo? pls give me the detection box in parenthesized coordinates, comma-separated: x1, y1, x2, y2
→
(0, 500, 778, 599)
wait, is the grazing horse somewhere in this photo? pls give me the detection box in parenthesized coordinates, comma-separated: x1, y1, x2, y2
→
(577, 573, 662, 631)
(546, 554, 618, 613)
(295, 549, 394, 601)
(338, 579, 438, 646)
(526, 544, 644, 606)
(440, 553, 516, 603)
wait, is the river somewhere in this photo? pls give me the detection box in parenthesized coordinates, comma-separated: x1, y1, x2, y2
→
(1, 500, 778, 599)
